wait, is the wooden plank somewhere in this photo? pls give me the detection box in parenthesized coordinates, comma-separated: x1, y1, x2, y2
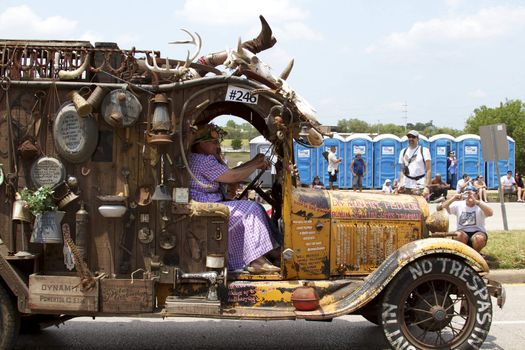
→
(100, 279, 154, 313)
(28, 274, 98, 312)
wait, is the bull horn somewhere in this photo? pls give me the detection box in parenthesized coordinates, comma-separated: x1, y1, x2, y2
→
(280, 59, 294, 80)
(58, 53, 90, 80)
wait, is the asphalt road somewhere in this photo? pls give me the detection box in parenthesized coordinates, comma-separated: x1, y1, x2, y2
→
(14, 284, 525, 350)
(429, 201, 525, 231)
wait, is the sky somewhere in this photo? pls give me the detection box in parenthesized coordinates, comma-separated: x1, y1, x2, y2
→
(2, 0, 525, 129)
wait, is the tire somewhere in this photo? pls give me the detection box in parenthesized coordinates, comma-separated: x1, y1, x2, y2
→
(360, 302, 382, 326)
(0, 283, 20, 350)
(381, 256, 492, 350)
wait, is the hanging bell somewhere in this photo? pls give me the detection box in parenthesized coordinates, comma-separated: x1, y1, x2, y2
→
(152, 184, 172, 201)
(12, 196, 32, 223)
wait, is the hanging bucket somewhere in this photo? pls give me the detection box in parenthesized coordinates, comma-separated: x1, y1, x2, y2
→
(30, 211, 65, 244)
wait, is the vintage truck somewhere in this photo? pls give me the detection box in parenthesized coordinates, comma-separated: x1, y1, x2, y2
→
(0, 19, 504, 350)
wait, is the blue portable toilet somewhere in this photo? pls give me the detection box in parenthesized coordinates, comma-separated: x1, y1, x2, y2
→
(455, 134, 483, 183)
(400, 134, 430, 150)
(429, 134, 456, 185)
(317, 134, 346, 189)
(345, 133, 373, 189)
(293, 140, 318, 185)
(486, 136, 515, 189)
(373, 134, 402, 189)
(249, 135, 273, 187)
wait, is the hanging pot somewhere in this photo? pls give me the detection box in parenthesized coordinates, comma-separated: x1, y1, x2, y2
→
(30, 211, 65, 244)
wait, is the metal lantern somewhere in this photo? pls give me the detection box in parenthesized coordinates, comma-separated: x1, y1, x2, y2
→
(146, 93, 173, 144)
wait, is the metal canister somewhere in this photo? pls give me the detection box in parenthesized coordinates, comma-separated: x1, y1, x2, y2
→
(75, 202, 89, 260)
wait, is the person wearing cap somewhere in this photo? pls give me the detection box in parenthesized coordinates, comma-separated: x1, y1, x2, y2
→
(500, 170, 517, 197)
(439, 185, 493, 252)
(189, 123, 280, 274)
(382, 179, 393, 194)
(447, 150, 457, 188)
(327, 145, 342, 190)
(428, 173, 450, 202)
(398, 130, 431, 196)
(350, 152, 366, 192)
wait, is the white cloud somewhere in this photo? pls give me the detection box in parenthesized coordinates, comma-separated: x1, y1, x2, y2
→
(468, 88, 487, 99)
(279, 22, 323, 41)
(177, 0, 308, 24)
(366, 6, 525, 55)
(0, 5, 77, 38)
(176, 0, 321, 41)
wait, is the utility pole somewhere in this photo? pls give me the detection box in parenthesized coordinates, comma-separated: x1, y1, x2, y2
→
(402, 102, 408, 132)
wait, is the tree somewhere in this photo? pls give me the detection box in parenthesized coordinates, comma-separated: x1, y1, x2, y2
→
(465, 99, 525, 173)
(231, 138, 243, 150)
(336, 118, 370, 133)
(226, 120, 237, 128)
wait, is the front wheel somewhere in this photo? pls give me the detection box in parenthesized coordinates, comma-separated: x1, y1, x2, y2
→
(381, 256, 492, 350)
(0, 283, 20, 350)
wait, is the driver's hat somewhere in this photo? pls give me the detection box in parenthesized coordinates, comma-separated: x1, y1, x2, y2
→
(192, 123, 227, 144)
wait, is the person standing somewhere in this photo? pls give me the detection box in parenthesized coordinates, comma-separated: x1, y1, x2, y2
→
(327, 145, 342, 190)
(398, 130, 431, 196)
(350, 152, 366, 192)
(447, 151, 458, 188)
(439, 185, 493, 252)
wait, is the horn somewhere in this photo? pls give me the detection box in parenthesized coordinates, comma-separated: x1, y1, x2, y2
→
(280, 59, 294, 80)
(69, 90, 92, 117)
(86, 86, 109, 112)
(58, 53, 90, 80)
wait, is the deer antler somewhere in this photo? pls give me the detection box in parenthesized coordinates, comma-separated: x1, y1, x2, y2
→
(169, 29, 202, 67)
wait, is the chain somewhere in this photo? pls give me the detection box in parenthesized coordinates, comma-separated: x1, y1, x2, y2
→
(62, 223, 96, 291)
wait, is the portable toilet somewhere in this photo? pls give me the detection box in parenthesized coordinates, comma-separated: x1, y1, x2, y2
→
(373, 134, 402, 189)
(486, 136, 516, 189)
(455, 134, 483, 183)
(317, 134, 346, 189)
(345, 133, 373, 189)
(429, 134, 456, 185)
(249, 135, 273, 187)
(293, 140, 318, 185)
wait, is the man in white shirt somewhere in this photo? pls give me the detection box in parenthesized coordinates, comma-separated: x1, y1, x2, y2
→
(439, 185, 493, 252)
(456, 174, 471, 193)
(500, 170, 517, 194)
(327, 145, 342, 190)
(398, 130, 431, 196)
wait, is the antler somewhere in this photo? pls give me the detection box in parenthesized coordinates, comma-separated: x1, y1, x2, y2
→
(144, 29, 202, 77)
(169, 29, 202, 67)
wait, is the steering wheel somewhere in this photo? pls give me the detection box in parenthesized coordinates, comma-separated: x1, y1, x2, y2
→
(234, 169, 265, 200)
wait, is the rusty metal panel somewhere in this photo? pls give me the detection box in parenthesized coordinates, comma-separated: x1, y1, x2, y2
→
(330, 220, 421, 274)
(100, 279, 154, 313)
(28, 274, 98, 312)
(286, 188, 331, 279)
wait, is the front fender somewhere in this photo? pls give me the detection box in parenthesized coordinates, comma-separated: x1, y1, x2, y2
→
(295, 238, 488, 320)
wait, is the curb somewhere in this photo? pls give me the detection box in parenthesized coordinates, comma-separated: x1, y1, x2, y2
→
(486, 269, 525, 284)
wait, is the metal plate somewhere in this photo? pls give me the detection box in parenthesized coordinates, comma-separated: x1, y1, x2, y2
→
(30, 156, 66, 188)
(100, 89, 142, 128)
(53, 103, 98, 164)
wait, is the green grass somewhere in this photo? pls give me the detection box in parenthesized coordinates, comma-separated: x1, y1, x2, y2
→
(221, 139, 249, 147)
(224, 152, 250, 166)
(483, 230, 525, 269)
